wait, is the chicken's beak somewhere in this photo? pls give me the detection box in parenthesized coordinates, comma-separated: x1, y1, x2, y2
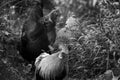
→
(48, 45, 54, 51)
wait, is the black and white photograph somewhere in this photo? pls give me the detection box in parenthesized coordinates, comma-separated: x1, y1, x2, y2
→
(0, 0, 120, 80)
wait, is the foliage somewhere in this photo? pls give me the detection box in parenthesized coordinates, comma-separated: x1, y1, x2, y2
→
(0, 0, 120, 80)
(63, 0, 120, 80)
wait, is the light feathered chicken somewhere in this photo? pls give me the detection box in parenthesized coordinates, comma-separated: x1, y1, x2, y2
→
(34, 43, 68, 80)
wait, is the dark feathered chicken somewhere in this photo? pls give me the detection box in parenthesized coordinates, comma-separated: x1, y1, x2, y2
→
(18, 1, 47, 63)
(18, 6, 60, 63)
(40, 8, 61, 46)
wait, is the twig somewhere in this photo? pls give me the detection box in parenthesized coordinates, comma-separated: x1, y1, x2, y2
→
(0, 49, 4, 52)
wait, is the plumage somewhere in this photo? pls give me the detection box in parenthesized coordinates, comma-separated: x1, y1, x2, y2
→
(34, 44, 68, 80)
(42, 8, 60, 46)
(18, 2, 48, 63)
(18, 3, 60, 63)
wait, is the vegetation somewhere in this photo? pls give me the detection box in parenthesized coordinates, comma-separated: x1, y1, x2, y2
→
(0, 0, 120, 80)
